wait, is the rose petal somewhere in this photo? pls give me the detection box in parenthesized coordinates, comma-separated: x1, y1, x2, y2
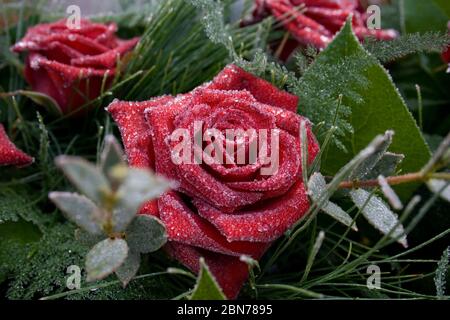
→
(71, 38, 139, 69)
(195, 181, 310, 242)
(0, 124, 34, 167)
(107, 96, 173, 168)
(206, 65, 299, 113)
(166, 242, 254, 299)
(146, 96, 263, 212)
(227, 131, 300, 198)
(159, 191, 267, 257)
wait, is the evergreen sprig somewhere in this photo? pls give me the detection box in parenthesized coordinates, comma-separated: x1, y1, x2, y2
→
(365, 32, 450, 63)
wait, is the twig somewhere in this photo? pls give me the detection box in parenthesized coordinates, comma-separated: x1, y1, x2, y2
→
(337, 172, 449, 189)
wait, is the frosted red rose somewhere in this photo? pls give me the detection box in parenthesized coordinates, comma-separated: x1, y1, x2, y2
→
(12, 18, 139, 115)
(250, 0, 397, 56)
(108, 65, 319, 298)
(0, 124, 34, 167)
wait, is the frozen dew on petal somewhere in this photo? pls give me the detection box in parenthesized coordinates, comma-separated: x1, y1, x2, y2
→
(0, 124, 34, 167)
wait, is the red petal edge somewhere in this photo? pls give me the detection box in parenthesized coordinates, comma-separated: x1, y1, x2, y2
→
(0, 124, 34, 167)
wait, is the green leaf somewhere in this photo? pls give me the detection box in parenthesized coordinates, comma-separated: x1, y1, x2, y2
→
(126, 215, 167, 253)
(115, 250, 141, 287)
(349, 131, 394, 180)
(100, 135, 126, 177)
(55, 156, 111, 205)
(86, 238, 128, 282)
(365, 32, 450, 64)
(49, 192, 104, 235)
(113, 168, 173, 231)
(401, 0, 449, 33)
(12, 90, 62, 116)
(74, 229, 105, 247)
(308, 172, 357, 231)
(190, 258, 226, 300)
(350, 189, 408, 248)
(304, 20, 430, 198)
(364, 152, 404, 180)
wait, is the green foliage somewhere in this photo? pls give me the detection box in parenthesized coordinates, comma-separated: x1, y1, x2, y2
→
(120, 0, 264, 100)
(434, 246, 449, 298)
(298, 21, 430, 198)
(400, 0, 449, 33)
(0, 188, 49, 228)
(190, 258, 226, 300)
(6, 223, 87, 299)
(365, 32, 450, 64)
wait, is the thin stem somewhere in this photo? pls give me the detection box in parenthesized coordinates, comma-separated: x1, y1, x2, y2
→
(338, 172, 425, 189)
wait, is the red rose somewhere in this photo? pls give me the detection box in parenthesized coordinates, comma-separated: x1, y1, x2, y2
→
(250, 0, 397, 58)
(0, 124, 34, 167)
(107, 65, 319, 298)
(12, 19, 139, 115)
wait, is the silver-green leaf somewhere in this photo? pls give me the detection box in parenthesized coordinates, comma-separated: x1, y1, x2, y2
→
(349, 130, 394, 180)
(350, 189, 408, 247)
(55, 156, 111, 205)
(75, 229, 105, 247)
(100, 135, 126, 177)
(308, 173, 357, 231)
(49, 192, 103, 235)
(112, 168, 173, 231)
(115, 250, 141, 287)
(364, 152, 404, 180)
(126, 215, 167, 253)
(86, 238, 128, 282)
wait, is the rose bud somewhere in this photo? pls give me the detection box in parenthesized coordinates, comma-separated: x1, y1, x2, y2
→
(12, 18, 139, 115)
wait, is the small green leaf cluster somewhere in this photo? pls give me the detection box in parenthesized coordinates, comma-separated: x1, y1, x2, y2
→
(49, 135, 173, 285)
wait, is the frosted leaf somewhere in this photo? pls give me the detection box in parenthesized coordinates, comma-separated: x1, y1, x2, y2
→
(350, 189, 408, 247)
(86, 238, 128, 282)
(378, 175, 403, 210)
(14, 90, 62, 116)
(349, 131, 394, 180)
(308, 173, 357, 231)
(115, 250, 141, 287)
(239, 255, 260, 270)
(422, 132, 450, 174)
(49, 192, 103, 235)
(434, 246, 449, 298)
(112, 168, 174, 232)
(100, 135, 126, 178)
(364, 152, 404, 180)
(75, 229, 105, 247)
(55, 156, 111, 205)
(427, 179, 450, 203)
(126, 215, 167, 254)
(190, 258, 226, 300)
